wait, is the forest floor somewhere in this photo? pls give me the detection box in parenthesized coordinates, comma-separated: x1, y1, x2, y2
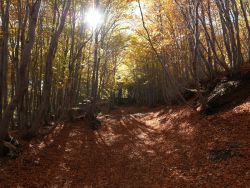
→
(0, 99, 250, 187)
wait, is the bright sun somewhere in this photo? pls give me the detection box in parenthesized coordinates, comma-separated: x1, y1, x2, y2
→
(85, 8, 103, 29)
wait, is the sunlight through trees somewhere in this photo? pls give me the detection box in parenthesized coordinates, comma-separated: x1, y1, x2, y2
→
(0, 0, 249, 140)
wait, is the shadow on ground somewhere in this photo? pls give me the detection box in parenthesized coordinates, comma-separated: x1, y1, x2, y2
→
(0, 99, 249, 187)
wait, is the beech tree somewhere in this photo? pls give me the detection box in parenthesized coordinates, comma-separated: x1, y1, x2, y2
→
(121, 0, 249, 106)
(0, 0, 249, 141)
(0, 0, 129, 139)
(0, 0, 41, 140)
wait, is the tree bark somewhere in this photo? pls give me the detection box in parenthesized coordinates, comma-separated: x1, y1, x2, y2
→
(27, 0, 71, 138)
(0, 0, 41, 140)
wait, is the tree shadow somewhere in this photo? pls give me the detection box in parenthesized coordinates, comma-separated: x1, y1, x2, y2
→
(1, 105, 249, 187)
(73, 112, 202, 187)
(77, 106, 250, 187)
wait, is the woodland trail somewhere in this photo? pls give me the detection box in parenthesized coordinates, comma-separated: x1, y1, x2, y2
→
(1, 101, 250, 187)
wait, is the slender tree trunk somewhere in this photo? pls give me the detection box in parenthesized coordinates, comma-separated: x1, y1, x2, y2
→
(27, 0, 71, 138)
(138, 0, 186, 104)
(239, 0, 250, 60)
(0, 0, 41, 140)
(89, 0, 101, 117)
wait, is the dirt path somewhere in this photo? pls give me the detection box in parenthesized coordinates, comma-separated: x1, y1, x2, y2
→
(0, 101, 250, 187)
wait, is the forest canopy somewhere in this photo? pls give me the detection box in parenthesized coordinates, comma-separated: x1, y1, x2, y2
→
(0, 0, 249, 139)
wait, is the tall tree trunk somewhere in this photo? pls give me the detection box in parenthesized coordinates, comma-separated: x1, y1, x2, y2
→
(0, 0, 10, 120)
(0, 0, 41, 140)
(192, 0, 206, 108)
(239, 0, 250, 60)
(89, 0, 101, 117)
(27, 0, 71, 138)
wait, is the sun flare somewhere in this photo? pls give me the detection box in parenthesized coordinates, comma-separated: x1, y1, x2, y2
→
(85, 8, 103, 29)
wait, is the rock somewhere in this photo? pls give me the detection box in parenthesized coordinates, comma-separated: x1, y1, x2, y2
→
(0, 137, 20, 159)
(5, 135, 20, 148)
(208, 149, 234, 161)
(204, 81, 241, 114)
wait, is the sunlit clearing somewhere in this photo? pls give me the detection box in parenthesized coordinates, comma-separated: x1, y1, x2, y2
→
(85, 8, 103, 29)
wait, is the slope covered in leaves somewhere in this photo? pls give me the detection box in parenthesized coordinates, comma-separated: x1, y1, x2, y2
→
(0, 98, 250, 187)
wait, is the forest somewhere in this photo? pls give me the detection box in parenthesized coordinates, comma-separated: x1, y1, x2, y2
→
(0, 0, 249, 187)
